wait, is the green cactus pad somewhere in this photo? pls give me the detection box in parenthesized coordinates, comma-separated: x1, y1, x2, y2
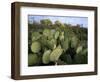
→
(31, 32, 41, 41)
(74, 54, 87, 64)
(50, 46, 63, 62)
(47, 39, 57, 49)
(71, 36, 78, 48)
(76, 46, 83, 54)
(28, 54, 38, 66)
(54, 31, 60, 39)
(66, 55, 72, 64)
(61, 38, 69, 51)
(31, 41, 41, 53)
(43, 29, 51, 37)
(57, 59, 66, 65)
(42, 50, 51, 64)
(59, 31, 64, 41)
(81, 48, 87, 55)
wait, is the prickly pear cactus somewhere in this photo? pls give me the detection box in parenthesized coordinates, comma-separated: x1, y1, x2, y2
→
(81, 48, 87, 55)
(61, 38, 69, 51)
(43, 29, 51, 37)
(47, 39, 57, 49)
(59, 31, 64, 41)
(50, 46, 63, 62)
(54, 31, 60, 39)
(71, 36, 78, 48)
(76, 46, 83, 54)
(66, 55, 72, 64)
(31, 32, 41, 41)
(31, 41, 41, 53)
(42, 50, 51, 64)
(28, 54, 38, 66)
(28, 19, 88, 66)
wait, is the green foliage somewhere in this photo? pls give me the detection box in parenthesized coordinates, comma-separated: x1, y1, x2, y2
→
(74, 47, 88, 64)
(76, 46, 83, 54)
(50, 46, 63, 62)
(74, 53, 87, 64)
(60, 53, 72, 64)
(40, 19, 52, 27)
(31, 32, 41, 41)
(28, 54, 39, 66)
(42, 50, 51, 64)
(71, 36, 78, 48)
(57, 59, 66, 65)
(66, 55, 72, 64)
(31, 41, 41, 53)
(28, 19, 88, 66)
(54, 31, 60, 39)
(43, 29, 51, 37)
(82, 48, 87, 55)
(59, 31, 64, 41)
(47, 39, 57, 49)
(61, 38, 69, 51)
(55, 20, 65, 28)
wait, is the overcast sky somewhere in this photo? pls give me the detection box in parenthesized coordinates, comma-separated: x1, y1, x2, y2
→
(28, 15, 88, 28)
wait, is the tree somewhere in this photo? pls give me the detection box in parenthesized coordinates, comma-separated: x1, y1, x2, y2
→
(54, 20, 65, 28)
(40, 19, 52, 26)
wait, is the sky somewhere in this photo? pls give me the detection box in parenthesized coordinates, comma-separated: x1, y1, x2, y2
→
(28, 15, 88, 28)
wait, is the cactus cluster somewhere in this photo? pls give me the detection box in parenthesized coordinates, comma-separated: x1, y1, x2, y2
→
(28, 19, 88, 66)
